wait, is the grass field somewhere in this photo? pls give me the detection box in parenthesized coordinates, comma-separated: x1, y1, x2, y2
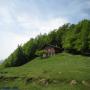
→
(0, 53, 90, 90)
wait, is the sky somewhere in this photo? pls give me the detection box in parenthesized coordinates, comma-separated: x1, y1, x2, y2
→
(0, 0, 90, 60)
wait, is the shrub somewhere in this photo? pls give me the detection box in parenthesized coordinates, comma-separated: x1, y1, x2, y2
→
(35, 50, 47, 57)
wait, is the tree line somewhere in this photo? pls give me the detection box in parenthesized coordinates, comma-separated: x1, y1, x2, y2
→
(3, 19, 90, 67)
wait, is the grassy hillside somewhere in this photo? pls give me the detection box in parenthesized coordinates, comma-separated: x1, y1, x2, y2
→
(0, 53, 90, 90)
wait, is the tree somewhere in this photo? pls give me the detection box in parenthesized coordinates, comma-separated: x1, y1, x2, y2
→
(4, 45, 28, 67)
(57, 23, 70, 48)
(48, 30, 58, 46)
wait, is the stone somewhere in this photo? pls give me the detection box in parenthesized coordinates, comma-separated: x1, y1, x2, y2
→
(70, 80, 77, 85)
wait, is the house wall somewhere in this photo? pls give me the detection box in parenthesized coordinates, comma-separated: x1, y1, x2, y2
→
(45, 47, 55, 56)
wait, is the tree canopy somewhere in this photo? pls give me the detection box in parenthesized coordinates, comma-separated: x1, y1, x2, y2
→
(3, 19, 90, 67)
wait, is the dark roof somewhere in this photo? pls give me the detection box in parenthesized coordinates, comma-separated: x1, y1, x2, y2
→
(41, 44, 60, 49)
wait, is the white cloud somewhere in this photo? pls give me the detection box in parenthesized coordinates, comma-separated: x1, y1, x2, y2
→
(0, 31, 29, 60)
(40, 18, 68, 33)
(0, 6, 14, 24)
(16, 13, 68, 35)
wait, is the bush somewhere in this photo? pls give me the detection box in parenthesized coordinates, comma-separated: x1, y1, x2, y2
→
(35, 50, 47, 57)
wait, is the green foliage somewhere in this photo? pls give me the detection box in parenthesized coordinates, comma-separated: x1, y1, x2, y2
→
(35, 34, 50, 49)
(3, 45, 28, 67)
(56, 24, 69, 47)
(35, 50, 47, 57)
(63, 19, 90, 54)
(23, 38, 37, 58)
(48, 30, 58, 45)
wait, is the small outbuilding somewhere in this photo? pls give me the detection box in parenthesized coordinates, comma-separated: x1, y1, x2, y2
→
(41, 44, 61, 57)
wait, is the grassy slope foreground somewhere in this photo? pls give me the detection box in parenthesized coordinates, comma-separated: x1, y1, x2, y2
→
(0, 53, 90, 90)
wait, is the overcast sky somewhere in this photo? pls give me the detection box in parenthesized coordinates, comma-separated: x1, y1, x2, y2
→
(0, 0, 90, 60)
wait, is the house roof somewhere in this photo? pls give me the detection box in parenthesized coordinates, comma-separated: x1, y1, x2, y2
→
(41, 44, 60, 49)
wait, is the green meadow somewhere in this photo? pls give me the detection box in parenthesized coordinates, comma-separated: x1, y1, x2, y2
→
(0, 53, 90, 90)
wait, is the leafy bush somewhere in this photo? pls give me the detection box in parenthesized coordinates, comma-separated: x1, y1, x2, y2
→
(35, 50, 47, 57)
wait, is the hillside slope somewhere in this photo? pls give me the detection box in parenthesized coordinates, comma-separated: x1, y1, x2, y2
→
(0, 53, 90, 90)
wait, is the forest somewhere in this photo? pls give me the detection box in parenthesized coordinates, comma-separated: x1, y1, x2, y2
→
(3, 19, 90, 67)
